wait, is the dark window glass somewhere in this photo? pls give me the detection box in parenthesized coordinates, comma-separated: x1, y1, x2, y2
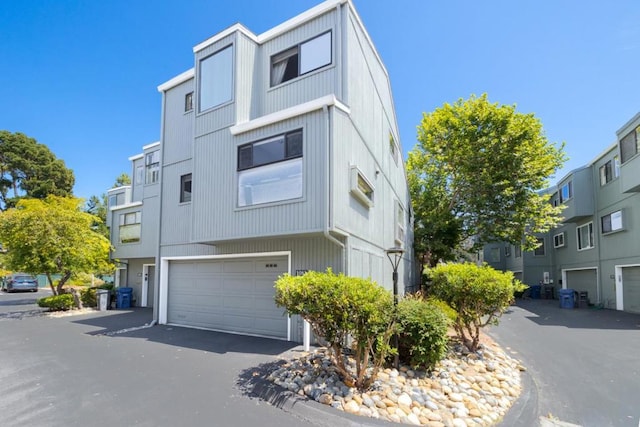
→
(238, 130, 303, 171)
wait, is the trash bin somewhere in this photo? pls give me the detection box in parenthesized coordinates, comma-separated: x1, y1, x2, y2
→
(559, 288, 575, 309)
(578, 291, 589, 308)
(530, 285, 541, 299)
(96, 289, 109, 311)
(116, 287, 133, 309)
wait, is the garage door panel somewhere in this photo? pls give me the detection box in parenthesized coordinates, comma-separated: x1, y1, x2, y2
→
(167, 256, 288, 339)
(622, 267, 640, 314)
(566, 270, 597, 303)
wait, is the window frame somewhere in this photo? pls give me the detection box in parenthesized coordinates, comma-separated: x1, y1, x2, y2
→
(601, 210, 623, 234)
(180, 173, 192, 204)
(553, 232, 565, 248)
(599, 156, 620, 186)
(515, 245, 522, 258)
(394, 200, 405, 246)
(504, 245, 511, 257)
(389, 131, 399, 166)
(559, 181, 573, 203)
(533, 237, 545, 256)
(349, 166, 374, 208)
(619, 125, 640, 164)
(119, 211, 142, 244)
(185, 91, 194, 112)
(145, 151, 160, 185)
(198, 44, 234, 113)
(270, 31, 332, 87)
(577, 222, 595, 251)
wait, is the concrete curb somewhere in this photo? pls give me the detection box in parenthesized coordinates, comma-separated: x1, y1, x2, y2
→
(497, 365, 540, 426)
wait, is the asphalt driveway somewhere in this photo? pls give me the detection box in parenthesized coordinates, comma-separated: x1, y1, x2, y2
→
(489, 299, 640, 427)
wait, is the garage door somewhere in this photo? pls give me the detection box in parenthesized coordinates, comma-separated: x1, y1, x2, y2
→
(167, 256, 289, 339)
(622, 267, 640, 314)
(566, 269, 597, 304)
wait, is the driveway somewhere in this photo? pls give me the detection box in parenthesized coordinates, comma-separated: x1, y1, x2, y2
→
(489, 299, 640, 427)
(0, 295, 396, 427)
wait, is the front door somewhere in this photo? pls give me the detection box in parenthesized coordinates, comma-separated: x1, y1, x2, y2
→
(142, 264, 155, 308)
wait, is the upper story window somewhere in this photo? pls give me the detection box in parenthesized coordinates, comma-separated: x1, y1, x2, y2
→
(270, 31, 332, 87)
(533, 237, 545, 256)
(185, 92, 194, 112)
(504, 245, 511, 257)
(599, 156, 620, 185)
(559, 181, 572, 203)
(553, 232, 565, 248)
(145, 151, 160, 184)
(620, 125, 640, 164)
(577, 222, 594, 250)
(237, 130, 303, 207)
(551, 191, 559, 207)
(349, 166, 374, 208)
(108, 194, 117, 208)
(515, 245, 522, 258)
(180, 173, 192, 203)
(389, 132, 399, 165)
(135, 165, 144, 186)
(601, 210, 623, 234)
(119, 211, 141, 244)
(199, 45, 233, 112)
(394, 201, 405, 245)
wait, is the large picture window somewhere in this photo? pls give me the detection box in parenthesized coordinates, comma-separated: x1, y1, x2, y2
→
(119, 211, 141, 244)
(620, 125, 640, 164)
(270, 31, 331, 86)
(601, 210, 623, 234)
(577, 222, 594, 250)
(237, 130, 303, 207)
(199, 45, 233, 112)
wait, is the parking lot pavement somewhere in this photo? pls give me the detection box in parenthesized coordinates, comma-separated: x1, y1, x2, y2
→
(490, 299, 640, 427)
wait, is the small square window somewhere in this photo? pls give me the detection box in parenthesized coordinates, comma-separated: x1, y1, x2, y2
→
(185, 92, 193, 112)
(559, 181, 572, 203)
(180, 174, 192, 203)
(270, 31, 332, 87)
(349, 166, 374, 208)
(553, 232, 565, 248)
(601, 210, 623, 234)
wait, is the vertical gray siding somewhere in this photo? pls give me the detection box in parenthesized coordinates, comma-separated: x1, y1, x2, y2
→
(163, 79, 194, 166)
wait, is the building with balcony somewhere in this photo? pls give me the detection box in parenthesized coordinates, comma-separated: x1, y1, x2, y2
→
(484, 113, 640, 314)
(107, 0, 415, 346)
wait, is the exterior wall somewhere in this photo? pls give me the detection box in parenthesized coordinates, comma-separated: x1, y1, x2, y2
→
(121, 257, 155, 307)
(131, 156, 145, 202)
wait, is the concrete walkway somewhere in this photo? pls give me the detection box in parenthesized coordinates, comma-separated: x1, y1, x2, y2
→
(490, 299, 640, 427)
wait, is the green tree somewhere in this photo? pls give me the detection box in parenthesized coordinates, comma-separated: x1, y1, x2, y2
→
(0, 196, 113, 295)
(0, 131, 75, 210)
(407, 94, 566, 260)
(113, 173, 131, 187)
(85, 173, 131, 238)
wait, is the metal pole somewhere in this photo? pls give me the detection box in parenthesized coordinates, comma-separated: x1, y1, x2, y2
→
(392, 269, 399, 369)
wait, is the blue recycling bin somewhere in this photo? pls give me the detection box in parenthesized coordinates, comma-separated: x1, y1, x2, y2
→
(559, 288, 575, 309)
(530, 285, 541, 299)
(116, 287, 133, 309)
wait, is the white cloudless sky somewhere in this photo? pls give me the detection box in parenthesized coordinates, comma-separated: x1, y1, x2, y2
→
(1, 0, 638, 200)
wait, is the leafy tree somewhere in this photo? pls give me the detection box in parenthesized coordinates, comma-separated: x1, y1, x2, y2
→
(0, 131, 74, 210)
(428, 263, 526, 351)
(113, 173, 131, 187)
(407, 94, 566, 263)
(85, 173, 130, 238)
(0, 196, 113, 295)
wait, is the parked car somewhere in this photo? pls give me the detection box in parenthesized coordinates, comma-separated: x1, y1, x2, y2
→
(1, 274, 38, 293)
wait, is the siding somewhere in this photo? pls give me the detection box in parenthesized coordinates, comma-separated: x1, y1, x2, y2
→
(159, 159, 193, 245)
(163, 79, 194, 166)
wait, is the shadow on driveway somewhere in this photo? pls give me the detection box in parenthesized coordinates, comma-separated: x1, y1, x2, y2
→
(515, 299, 640, 330)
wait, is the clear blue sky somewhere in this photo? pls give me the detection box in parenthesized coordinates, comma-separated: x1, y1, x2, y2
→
(1, 0, 638, 200)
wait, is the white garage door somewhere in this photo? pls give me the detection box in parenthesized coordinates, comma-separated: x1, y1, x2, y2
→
(566, 269, 597, 304)
(622, 267, 640, 314)
(167, 256, 289, 339)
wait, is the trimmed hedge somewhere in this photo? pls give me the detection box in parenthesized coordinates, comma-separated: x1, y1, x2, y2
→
(37, 294, 75, 311)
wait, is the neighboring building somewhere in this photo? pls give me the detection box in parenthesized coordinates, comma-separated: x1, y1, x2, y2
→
(484, 112, 640, 314)
(108, 0, 415, 346)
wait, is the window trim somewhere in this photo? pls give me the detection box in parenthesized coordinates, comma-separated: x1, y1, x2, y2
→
(185, 92, 194, 112)
(270, 30, 332, 87)
(577, 222, 595, 251)
(553, 232, 565, 248)
(180, 173, 192, 204)
(559, 181, 573, 203)
(349, 166, 374, 208)
(601, 210, 624, 235)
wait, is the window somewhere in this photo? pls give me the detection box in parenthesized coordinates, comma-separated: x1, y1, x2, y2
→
(620, 125, 640, 164)
(135, 165, 144, 186)
(553, 232, 565, 248)
(350, 166, 374, 207)
(108, 194, 117, 208)
(395, 201, 405, 245)
(534, 238, 545, 256)
(185, 92, 193, 112)
(237, 130, 303, 207)
(599, 156, 620, 185)
(270, 31, 331, 86)
(551, 192, 559, 207)
(601, 210, 623, 234)
(504, 246, 511, 257)
(180, 174, 192, 203)
(559, 181, 572, 203)
(577, 222, 594, 250)
(199, 45, 233, 112)
(389, 132, 398, 165)
(515, 245, 522, 258)
(119, 211, 141, 244)
(145, 151, 160, 184)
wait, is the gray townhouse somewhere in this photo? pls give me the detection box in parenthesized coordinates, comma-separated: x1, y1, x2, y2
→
(106, 0, 415, 348)
(484, 112, 640, 314)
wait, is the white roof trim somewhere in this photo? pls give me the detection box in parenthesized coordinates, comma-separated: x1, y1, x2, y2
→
(157, 68, 194, 93)
(143, 141, 160, 150)
(128, 154, 143, 162)
(110, 201, 143, 212)
(229, 94, 350, 135)
(193, 23, 257, 53)
(107, 185, 131, 194)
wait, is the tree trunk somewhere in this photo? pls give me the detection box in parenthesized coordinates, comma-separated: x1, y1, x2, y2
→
(46, 273, 57, 295)
(55, 270, 72, 295)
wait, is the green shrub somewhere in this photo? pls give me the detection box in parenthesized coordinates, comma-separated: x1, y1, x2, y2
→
(80, 287, 97, 307)
(275, 269, 395, 390)
(37, 294, 75, 311)
(396, 295, 451, 370)
(428, 263, 526, 351)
